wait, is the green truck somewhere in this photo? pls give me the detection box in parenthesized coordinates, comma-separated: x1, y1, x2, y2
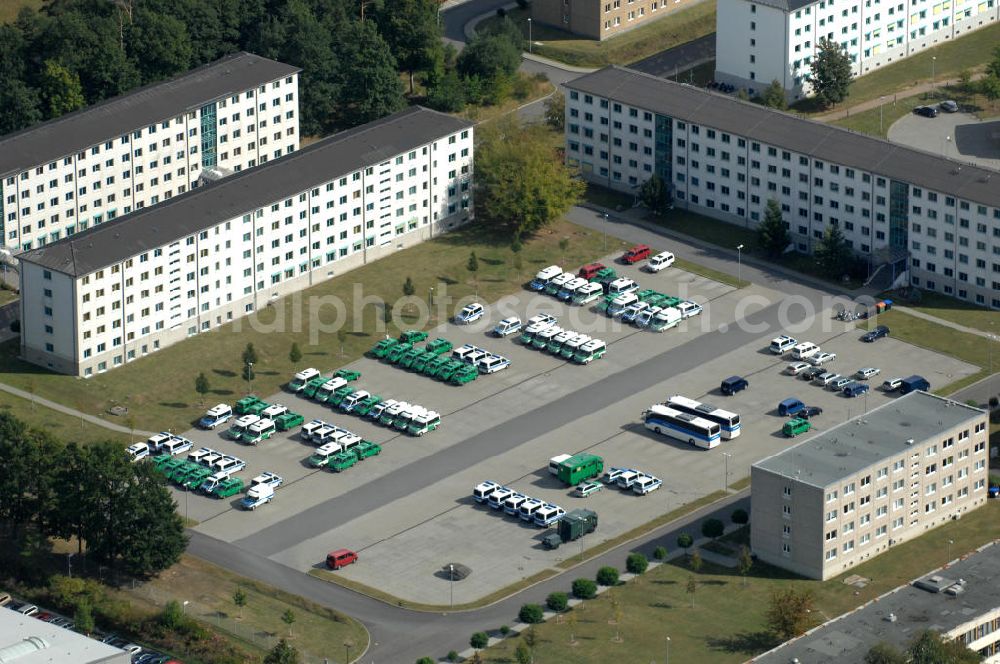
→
(355, 441, 382, 459)
(592, 267, 617, 285)
(411, 353, 434, 374)
(435, 359, 464, 381)
(424, 338, 453, 355)
(451, 365, 479, 385)
(399, 330, 428, 344)
(543, 509, 598, 549)
(334, 369, 361, 382)
(386, 342, 412, 364)
(783, 418, 812, 437)
(423, 355, 449, 377)
(157, 457, 185, 476)
(168, 460, 199, 483)
(595, 294, 617, 314)
(182, 466, 214, 490)
(329, 451, 359, 472)
(235, 395, 264, 415)
(369, 338, 398, 359)
(273, 412, 305, 431)
(151, 454, 173, 470)
(301, 376, 328, 399)
(213, 477, 244, 498)
(243, 399, 270, 416)
(556, 453, 604, 486)
(399, 347, 427, 370)
(354, 395, 383, 416)
(329, 386, 355, 407)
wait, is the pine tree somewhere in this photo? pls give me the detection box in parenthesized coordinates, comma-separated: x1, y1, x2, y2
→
(758, 199, 791, 258)
(814, 225, 853, 278)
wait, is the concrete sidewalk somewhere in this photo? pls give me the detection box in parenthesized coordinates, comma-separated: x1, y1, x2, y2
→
(812, 73, 986, 122)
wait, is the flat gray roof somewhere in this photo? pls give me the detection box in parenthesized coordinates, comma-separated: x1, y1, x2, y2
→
(753, 391, 984, 488)
(0, 609, 128, 664)
(0, 52, 300, 178)
(751, 0, 816, 12)
(567, 66, 1000, 209)
(752, 541, 1000, 663)
(19, 106, 473, 277)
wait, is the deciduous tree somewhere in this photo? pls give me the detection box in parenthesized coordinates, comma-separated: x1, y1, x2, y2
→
(765, 588, 815, 640)
(337, 20, 406, 126)
(640, 174, 673, 216)
(544, 91, 565, 131)
(195, 372, 210, 404)
(39, 60, 85, 117)
(288, 343, 302, 364)
(758, 199, 791, 258)
(376, 0, 443, 93)
(907, 629, 981, 664)
(864, 642, 907, 664)
(264, 639, 300, 664)
(758, 79, 787, 109)
(812, 38, 853, 107)
(814, 225, 853, 278)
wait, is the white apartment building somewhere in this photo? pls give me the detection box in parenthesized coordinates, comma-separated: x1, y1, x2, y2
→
(715, 0, 1000, 98)
(0, 52, 300, 253)
(18, 107, 474, 377)
(751, 391, 989, 580)
(565, 66, 1000, 308)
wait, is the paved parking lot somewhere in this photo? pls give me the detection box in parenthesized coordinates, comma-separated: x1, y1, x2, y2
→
(888, 111, 1000, 170)
(177, 256, 977, 604)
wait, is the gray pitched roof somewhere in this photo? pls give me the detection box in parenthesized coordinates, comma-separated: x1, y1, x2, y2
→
(567, 66, 1000, 209)
(0, 52, 300, 178)
(750, 0, 817, 12)
(19, 107, 473, 277)
(753, 391, 983, 488)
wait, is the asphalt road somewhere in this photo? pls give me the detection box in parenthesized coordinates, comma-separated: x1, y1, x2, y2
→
(236, 298, 781, 558)
(191, 491, 749, 662)
(629, 33, 716, 79)
(442, 0, 510, 45)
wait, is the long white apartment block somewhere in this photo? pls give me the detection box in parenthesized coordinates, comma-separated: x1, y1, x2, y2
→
(715, 0, 1000, 98)
(565, 66, 1000, 309)
(18, 107, 474, 377)
(0, 52, 301, 254)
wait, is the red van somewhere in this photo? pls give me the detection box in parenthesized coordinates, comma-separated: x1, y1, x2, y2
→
(621, 244, 651, 264)
(578, 262, 606, 280)
(326, 548, 358, 570)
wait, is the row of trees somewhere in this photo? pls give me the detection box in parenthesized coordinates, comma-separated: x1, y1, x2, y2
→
(0, 0, 455, 137)
(865, 631, 982, 664)
(0, 413, 186, 578)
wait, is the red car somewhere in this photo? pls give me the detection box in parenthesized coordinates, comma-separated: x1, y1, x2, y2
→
(621, 244, 651, 264)
(326, 549, 358, 570)
(577, 263, 606, 280)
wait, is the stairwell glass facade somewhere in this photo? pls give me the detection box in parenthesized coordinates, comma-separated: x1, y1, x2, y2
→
(200, 102, 218, 170)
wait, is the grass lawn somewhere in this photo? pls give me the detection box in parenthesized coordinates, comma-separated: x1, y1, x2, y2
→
(831, 83, 993, 137)
(883, 289, 1000, 336)
(113, 555, 368, 662)
(0, 287, 18, 307)
(0, 389, 130, 445)
(796, 21, 1000, 115)
(0, 219, 629, 433)
(479, 502, 1000, 663)
(478, 4, 716, 68)
(459, 72, 554, 124)
(0, 0, 44, 22)
(862, 309, 991, 395)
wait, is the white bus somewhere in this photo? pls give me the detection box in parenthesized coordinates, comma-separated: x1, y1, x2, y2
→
(642, 404, 721, 449)
(665, 395, 741, 440)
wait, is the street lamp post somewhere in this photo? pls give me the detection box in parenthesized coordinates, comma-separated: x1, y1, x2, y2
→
(722, 452, 732, 493)
(932, 56, 937, 86)
(344, 642, 352, 663)
(449, 563, 454, 609)
(67, 553, 74, 578)
(246, 361, 253, 394)
(527, 18, 533, 53)
(603, 213, 609, 251)
(182, 601, 189, 614)
(879, 96, 886, 133)
(736, 244, 745, 284)
(666, 636, 671, 664)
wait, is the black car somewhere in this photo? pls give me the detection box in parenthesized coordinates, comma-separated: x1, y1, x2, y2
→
(799, 406, 823, 419)
(914, 105, 938, 118)
(861, 325, 890, 342)
(800, 366, 826, 381)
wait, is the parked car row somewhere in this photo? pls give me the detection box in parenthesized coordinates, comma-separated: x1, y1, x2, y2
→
(472, 481, 567, 527)
(150, 447, 246, 490)
(602, 467, 662, 495)
(518, 322, 608, 364)
(452, 342, 510, 376)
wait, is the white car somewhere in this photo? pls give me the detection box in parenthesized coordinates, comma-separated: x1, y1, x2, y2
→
(261, 404, 288, 419)
(769, 335, 798, 354)
(525, 313, 557, 330)
(603, 467, 628, 484)
(785, 361, 811, 375)
(676, 301, 703, 318)
(493, 317, 522, 337)
(882, 377, 904, 392)
(810, 351, 837, 366)
(478, 354, 510, 374)
(645, 251, 675, 272)
(455, 302, 484, 324)
(855, 367, 881, 380)
(632, 474, 662, 495)
(126, 442, 150, 462)
(250, 472, 284, 490)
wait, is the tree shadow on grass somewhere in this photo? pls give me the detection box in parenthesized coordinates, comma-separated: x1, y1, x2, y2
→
(700, 579, 729, 586)
(651, 579, 678, 585)
(480, 257, 504, 266)
(435, 275, 459, 285)
(649, 601, 674, 609)
(159, 402, 189, 409)
(257, 370, 279, 376)
(706, 630, 779, 655)
(211, 389, 234, 396)
(213, 369, 237, 378)
(306, 350, 329, 356)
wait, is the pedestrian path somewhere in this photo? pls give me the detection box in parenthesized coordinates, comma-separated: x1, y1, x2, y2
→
(812, 73, 986, 122)
(892, 304, 997, 340)
(0, 380, 155, 437)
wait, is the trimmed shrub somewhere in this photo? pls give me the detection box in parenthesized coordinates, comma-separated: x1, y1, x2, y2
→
(470, 632, 489, 649)
(731, 508, 750, 525)
(653, 545, 668, 560)
(572, 578, 597, 599)
(546, 592, 569, 612)
(447, 651, 459, 662)
(499, 625, 511, 637)
(596, 566, 619, 586)
(702, 518, 725, 539)
(518, 603, 544, 624)
(626, 552, 649, 575)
